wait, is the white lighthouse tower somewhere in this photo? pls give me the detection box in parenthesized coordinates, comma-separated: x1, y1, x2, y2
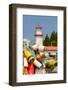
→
(35, 25, 43, 46)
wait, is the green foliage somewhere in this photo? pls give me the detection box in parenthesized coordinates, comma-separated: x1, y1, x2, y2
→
(50, 31, 57, 46)
(43, 31, 57, 46)
(43, 34, 50, 46)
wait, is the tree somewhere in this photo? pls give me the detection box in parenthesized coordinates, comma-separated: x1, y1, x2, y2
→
(50, 31, 57, 46)
(50, 31, 55, 41)
(55, 32, 57, 42)
(43, 34, 50, 46)
(43, 31, 57, 46)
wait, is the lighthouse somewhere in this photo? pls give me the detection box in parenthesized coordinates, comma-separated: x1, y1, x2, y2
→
(35, 25, 43, 46)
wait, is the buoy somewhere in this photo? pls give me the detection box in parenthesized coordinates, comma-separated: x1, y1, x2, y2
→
(24, 50, 34, 63)
(23, 67, 28, 75)
(38, 45, 45, 52)
(23, 57, 28, 67)
(32, 45, 38, 51)
(36, 54, 42, 62)
(33, 59, 42, 68)
(27, 63, 34, 74)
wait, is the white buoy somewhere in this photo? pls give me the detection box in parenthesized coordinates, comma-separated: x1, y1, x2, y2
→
(23, 57, 28, 67)
(38, 45, 45, 52)
(32, 44, 38, 51)
(33, 59, 42, 68)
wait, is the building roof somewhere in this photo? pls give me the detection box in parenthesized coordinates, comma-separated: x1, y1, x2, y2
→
(35, 25, 42, 29)
(45, 46, 57, 51)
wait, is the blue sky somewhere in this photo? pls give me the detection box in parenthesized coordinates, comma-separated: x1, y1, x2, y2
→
(23, 15, 57, 42)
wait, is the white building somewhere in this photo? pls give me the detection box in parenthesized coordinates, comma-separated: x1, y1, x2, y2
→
(45, 46, 57, 58)
(34, 25, 43, 46)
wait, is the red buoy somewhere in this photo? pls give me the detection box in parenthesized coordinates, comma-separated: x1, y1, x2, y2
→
(27, 63, 34, 74)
